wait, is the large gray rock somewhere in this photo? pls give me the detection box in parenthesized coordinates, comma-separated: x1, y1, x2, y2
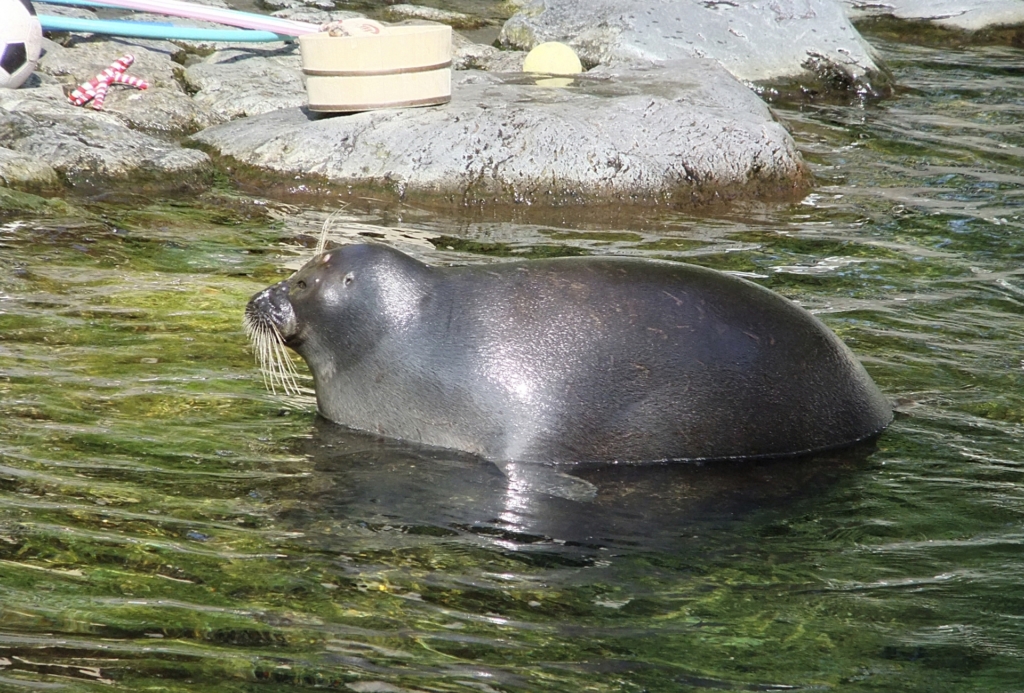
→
(182, 45, 308, 122)
(500, 0, 889, 95)
(270, 7, 365, 24)
(38, 38, 220, 134)
(190, 61, 807, 207)
(260, 0, 335, 10)
(11, 7, 813, 203)
(452, 31, 528, 71)
(0, 146, 61, 190)
(843, 0, 1024, 31)
(0, 80, 211, 183)
(41, 25, 311, 131)
(382, 4, 489, 29)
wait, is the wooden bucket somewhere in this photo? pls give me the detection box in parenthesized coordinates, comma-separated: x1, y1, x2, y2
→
(299, 25, 452, 113)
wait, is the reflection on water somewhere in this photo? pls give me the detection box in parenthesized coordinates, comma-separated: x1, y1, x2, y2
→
(298, 418, 880, 554)
(0, 36, 1023, 692)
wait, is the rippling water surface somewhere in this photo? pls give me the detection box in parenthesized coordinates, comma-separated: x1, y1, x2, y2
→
(1, 38, 1023, 691)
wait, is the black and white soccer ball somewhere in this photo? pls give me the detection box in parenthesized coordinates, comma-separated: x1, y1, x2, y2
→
(1, 0, 42, 89)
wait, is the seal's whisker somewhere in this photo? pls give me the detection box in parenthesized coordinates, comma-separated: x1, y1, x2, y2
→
(269, 327, 301, 396)
(258, 327, 280, 395)
(244, 319, 264, 382)
(265, 329, 291, 395)
(316, 209, 344, 256)
(274, 328, 301, 395)
(244, 314, 301, 397)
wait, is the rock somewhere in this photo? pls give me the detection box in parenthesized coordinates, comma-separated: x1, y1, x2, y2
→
(38, 38, 218, 134)
(452, 33, 496, 69)
(13, 2, 823, 205)
(271, 8, 365, 24)
(190, 60, 807, 207)
(182, 45, 308, 122)
(0, 186, 75, 215)
(382, 4, 489, 29)
(34, 1, 99, 20)
(477, 49, 528, 72)
(120, 14, 282, 55)
(259, 0, 335, 11)
(40, 37, 181, 86)
(0, 81, 211, 184)
(111, 87, 227, 134)
(843, 0, 1024, 31)
(499, 0, 889, 97)
(0, 146, 61, 190)
(452, 32, 527, 71)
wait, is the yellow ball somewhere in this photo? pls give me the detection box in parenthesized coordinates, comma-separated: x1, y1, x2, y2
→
(522, 42, 583, 76)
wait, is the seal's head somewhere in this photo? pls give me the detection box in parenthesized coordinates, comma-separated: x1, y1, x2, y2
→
(244, 244, 429, 396)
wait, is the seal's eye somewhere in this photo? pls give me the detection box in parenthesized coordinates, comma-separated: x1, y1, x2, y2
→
(295, 280, 307, 290)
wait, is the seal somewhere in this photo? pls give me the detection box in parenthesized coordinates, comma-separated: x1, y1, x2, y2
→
(245, 243, 892, 464)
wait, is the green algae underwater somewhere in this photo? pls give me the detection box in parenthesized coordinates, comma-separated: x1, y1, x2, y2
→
(2, 38, 1024, 692)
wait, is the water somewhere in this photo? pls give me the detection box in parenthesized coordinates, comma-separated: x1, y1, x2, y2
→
(1, 36, 1023, 692)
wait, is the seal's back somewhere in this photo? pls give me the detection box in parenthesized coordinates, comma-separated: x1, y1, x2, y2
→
(424, 256, 892, 463)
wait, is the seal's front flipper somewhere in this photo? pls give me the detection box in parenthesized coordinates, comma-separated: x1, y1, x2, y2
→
(497, 461, 597, 503)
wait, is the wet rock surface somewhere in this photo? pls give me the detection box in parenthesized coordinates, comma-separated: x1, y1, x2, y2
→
(0, 70, 210, 185)
(382, 4, 489, 29)
(0, 0, 884, 202)
(452, 31, 527, 71)
(843, 0, 1024, 31)
(190, 62, 808, 206)
(499, 0, 890, 96)
(181, 45, 307, 122)
(0, 146, 61, 190)
(40, 37, 219, 133)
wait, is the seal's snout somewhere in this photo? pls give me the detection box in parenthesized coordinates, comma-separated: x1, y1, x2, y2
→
(244, 281, 302, 396)
(245, 282, 298, 342)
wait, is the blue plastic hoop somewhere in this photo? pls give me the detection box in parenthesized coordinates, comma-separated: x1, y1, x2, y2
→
(40, 14, 290, 42)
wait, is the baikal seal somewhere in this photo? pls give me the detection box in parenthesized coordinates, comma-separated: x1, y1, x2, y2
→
(245, 243, 892, 464)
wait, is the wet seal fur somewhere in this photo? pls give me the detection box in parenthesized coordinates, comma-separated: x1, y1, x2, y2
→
(245, 243, 892, 464)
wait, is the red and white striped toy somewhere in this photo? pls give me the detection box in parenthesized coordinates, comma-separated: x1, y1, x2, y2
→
(68, 54, 149, 110)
